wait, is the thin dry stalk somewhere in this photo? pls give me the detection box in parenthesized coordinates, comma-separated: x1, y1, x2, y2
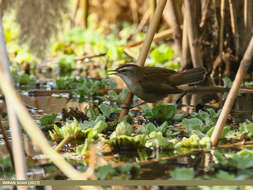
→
(137, 0, 168, 66)
(244, 0, 253, 32)
(130, 0, 139, 24)
(149, 0, 156, 18)
(55, 134, 72, 152)
(184, 0, 203, 68)
(81, 0, 89, 28)
(219, 0, 226, 58)
(211, 36, 253, 146)
(119, 0, 168, 119)
(163, 0, 182, 55)
(181, 14, 190, 70)
(229, 0, 240, 56)
(0, 15, 27, 182)
(0, 73, 92, 180)
(136, 8, 151, 33)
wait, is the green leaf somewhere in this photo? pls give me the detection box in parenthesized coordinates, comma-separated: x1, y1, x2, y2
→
(150, 44, 174, 64)
(95, 165, 116, 180)
(145, 131, 174, 149)
(144, 104, 176, 121)
(110, 121, 134, 139)
(216, 170, 235, 180)
(99, 103, 120, 118)
(144, 122, 157, 134)
(169, 167, 195, 180)
(40, 113, 57, 126)
(223, 77, 233, 88)
(182, 118, 203, 133)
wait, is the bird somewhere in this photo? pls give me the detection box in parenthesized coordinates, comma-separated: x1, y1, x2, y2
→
(110, 64, 206, 104)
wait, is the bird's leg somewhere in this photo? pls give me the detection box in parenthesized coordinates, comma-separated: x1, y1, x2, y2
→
(121, 101, 147, 109)
(175, 91, 188, 105)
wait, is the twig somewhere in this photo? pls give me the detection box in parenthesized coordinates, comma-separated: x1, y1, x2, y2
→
(75, 53, 106, 61)
(135, 9, 151, 34)
(126, 29, 173, 48)
(119, 92, 133, 120)
(55, 134, 72, 152)
(211, 36, 253, 146)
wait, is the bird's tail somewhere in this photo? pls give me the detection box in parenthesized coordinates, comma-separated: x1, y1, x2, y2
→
(169, 67, 207, 86)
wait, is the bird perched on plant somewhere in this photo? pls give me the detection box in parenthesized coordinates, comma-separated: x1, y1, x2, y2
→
(110, 64, 206, 104)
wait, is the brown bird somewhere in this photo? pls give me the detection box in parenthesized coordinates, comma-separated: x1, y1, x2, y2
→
(111, 64, 206, 103)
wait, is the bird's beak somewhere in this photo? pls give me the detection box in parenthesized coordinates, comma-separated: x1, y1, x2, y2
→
(107, 70, 118, 75)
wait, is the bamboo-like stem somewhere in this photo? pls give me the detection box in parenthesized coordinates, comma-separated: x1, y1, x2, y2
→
(119, 0, 168, 119)
(0, 73, 90, 180)
(219, 0, 226, 58)
(200, 0, 211, 28)
(81, 0, 89, 28)
(72, 0, 80, 23)
(0, 14, 28, 183)
(181, 14, 190, 70)
(163, 0, 182, 56)
(244, 0, 253, 32)
(229, 0, 240, 57)
(136, 9, 151, 33)
(184, 0, 203, 68)
(130, 0, 139, 24)
(149, 0, 157, 18)
(211, 36, 253, 146)
(137, 0, 168, 66)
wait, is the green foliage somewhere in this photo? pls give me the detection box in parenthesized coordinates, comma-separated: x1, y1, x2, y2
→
(95, 164, 116, 180)
(39, 113, 57, 127)
(49, 119, 82, 141)
(240, 122, 253, 137)
(150, 44, 174, 64)
(142, 104, 176, 121)
(108, 135, 147, 150)
(99, 103, 120, 118)
(110, 121, 134, 139)
(95, 163, 139, 180)
(55, 76, 116, 102)
(213, 149, 253, 179)
(216, 170, 235, 180)
(223, 77, 233, 88)
(12, 72, 36, 85)
(175, 134, 211, 148)
(183, 118, 204, 133)
(145, 131, 174, 149)
(57, 54, 75, 72)
(0, 156, 13, 169)
(169, 167, 195, 180)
